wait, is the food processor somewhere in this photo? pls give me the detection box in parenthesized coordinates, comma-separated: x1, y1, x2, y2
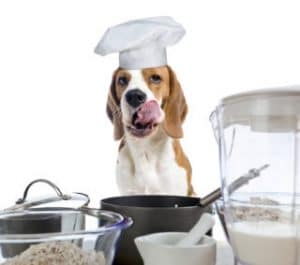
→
(210, 88, 300, 265)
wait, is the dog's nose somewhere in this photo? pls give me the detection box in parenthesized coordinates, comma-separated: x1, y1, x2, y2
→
(125, 89, 147, 108)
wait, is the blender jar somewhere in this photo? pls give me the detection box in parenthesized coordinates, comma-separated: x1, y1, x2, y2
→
(210, 88, 300, 265)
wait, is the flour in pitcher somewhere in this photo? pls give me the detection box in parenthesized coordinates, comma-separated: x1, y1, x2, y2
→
(229, 221, 298, 265)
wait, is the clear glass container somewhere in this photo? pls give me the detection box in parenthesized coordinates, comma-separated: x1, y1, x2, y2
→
(0, 208, 132, 265)
(210, 88, 300, 265)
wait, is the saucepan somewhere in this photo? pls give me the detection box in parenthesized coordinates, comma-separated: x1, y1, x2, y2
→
(101, 195, 211, 265)
(101, 165, 267, 265)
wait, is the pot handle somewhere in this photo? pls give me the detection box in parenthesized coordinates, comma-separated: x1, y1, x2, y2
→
(199, 164, 269, 207)
(16, 179, 70, 204)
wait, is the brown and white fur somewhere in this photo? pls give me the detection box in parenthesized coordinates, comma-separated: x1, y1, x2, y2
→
(106, 65, 193, 196)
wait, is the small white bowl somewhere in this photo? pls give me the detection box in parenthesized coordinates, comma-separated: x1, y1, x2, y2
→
(135, 232, 216, 265)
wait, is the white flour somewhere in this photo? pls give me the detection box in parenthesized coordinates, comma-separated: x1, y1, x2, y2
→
(229, 221, 298, 265)
(1, 242, 106, 265)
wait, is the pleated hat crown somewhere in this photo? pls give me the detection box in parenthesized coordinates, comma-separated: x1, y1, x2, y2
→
(95, 16, 185, 69)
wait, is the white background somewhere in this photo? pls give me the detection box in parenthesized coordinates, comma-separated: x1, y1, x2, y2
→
(0, 0, 300, 240)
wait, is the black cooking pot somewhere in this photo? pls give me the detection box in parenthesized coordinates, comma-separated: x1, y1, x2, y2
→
(101, 195, 212, 265)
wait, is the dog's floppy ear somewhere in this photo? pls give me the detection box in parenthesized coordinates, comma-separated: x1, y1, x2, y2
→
(163, 66, 188, 139)
(106, 68, 124, 140)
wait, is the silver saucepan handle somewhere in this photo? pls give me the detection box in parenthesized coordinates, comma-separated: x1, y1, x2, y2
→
(199, 164, 269, 207)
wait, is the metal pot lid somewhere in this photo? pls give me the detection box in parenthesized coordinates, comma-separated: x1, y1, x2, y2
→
(4, 179, 90, 212)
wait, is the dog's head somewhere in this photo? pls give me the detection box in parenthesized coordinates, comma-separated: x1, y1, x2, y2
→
(106, 66, 187, 140)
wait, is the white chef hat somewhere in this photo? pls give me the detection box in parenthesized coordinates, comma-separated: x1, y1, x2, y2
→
(95, 16, 185, 69)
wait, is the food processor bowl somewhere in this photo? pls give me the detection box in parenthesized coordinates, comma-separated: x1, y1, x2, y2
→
(214, 199, 228, 240)
(224, 192, 299, 265)
(0, 209, 132, 265)
(211, 87, 300, 265)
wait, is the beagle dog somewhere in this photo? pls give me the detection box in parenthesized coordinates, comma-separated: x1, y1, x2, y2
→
(107, 65, 193, 196)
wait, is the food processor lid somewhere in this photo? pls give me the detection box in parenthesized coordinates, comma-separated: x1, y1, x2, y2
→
(221, 86, 300, 105)
(218, 86, 300, 132)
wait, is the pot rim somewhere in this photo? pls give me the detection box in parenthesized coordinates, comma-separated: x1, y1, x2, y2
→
(101, 195, 203, 210)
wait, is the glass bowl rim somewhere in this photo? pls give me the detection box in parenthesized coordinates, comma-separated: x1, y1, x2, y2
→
(0, 208, 132, 242)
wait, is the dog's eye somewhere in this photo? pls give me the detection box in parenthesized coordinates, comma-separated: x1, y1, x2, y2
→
(118, 76, 129, 87)
(150, 74, 161, 84)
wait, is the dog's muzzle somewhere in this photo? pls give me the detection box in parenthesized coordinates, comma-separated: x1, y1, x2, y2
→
(127, 100, 161, 138)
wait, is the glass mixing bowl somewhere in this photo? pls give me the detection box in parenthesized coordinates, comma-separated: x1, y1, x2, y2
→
(0, 208, 132, 265)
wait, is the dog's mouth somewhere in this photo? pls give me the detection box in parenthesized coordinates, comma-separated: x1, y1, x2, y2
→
(127, 100, 161, 138)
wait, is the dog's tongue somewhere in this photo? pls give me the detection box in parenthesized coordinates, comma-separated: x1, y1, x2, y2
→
(134, 100, 160, 125)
